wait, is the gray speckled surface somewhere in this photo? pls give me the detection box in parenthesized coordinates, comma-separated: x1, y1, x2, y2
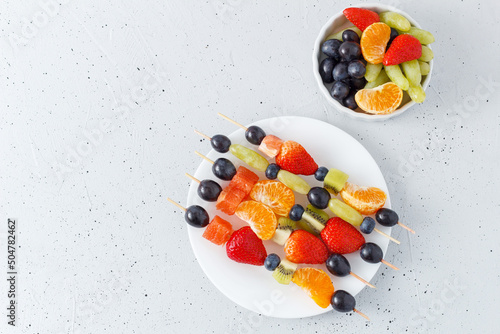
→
(0, 0, 499, 333)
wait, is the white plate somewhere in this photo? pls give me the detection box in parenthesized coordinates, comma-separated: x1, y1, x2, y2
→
(186, 116, 391, 318)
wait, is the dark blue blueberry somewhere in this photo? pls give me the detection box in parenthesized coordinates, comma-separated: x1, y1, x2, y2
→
(375, 208, 399, 227)
(245, 126, 266, 145)
(321, 39, 342, 60)
(185, 205, 210, 228)
(307, 187, 331, 210)
(360, 217, 376, 234)
(342, 29, 360, 43)
(387, 28, 399, 49)
(339, 41, 362, 61)
(331, 290, 356, 313)
(210, 134, 231, 153)
(289, 204, 305, 221)
(330, 81, 350, 101)
(326, 253, 351, 277)
(332, 62, 349, 82)
(212, 158, 236, 181)
(348, 60, 366, 79)
(319, 58, 337, 83)
(197, 180, 222, 202)
(360, 242, 384, 264)
(348, 77, 366, 90)
(314, 166, 329, 181)
(265, 163, 280, 180)
(343, 90, 358, 110)
(264, 253, 281, 271)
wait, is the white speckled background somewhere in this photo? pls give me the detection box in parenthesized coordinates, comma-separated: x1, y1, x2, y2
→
(0, 0, 499, 333)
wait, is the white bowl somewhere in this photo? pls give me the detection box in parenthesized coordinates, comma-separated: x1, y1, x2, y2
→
(313, 3, 434, 121)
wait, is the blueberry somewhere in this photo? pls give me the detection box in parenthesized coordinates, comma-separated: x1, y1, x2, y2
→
(331, 290, 356, 313)
(185, 205, 210, 228)
(319, 58, 337, 83)
(387, 28, 399, 48)
(342, 29, 360, 43)
(264, 253, 281, 271)
(307, 187, 331, 210)
(375, 208, 399, 227)
(265, 163, 280, 180)
(348, 77, 366, 90)
(210, 134, 231, 153)
(326, 253, 351, 277)
(360, 217, 376, 234)
(343, 91, 358, 110)
(289, 204, 305, 221)
(330, 81, 350, 101)
(321, 39, 342, 60)
(332, 62, 349, 82)
(338, 41, 361, 61)
(197, 180, 222, 202)
(348, 60, 366, 79)
(314, 166, 329, 181)
(245, 126, 266, 145)
(360, 242, 384, 264)
(212, 158, 237, 181)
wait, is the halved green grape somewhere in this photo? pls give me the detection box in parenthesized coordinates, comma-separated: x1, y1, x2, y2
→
(365, 63, 383, 82)
(385, 65, 409, 91)
(401, 60, 421, 86)
(323, 169, 349, 195)
(408, 85, 426, 103)
(364, 69, 390, 89)
(277, 170, 311, 195)
(406, 27, 435, 45)
(326, 26, 362, 41)
(379, 12, 411, 31)
(419, 46, 434, 62)
(418, 61, 430, 76)
(328, 198, 363, 227)
(229, 144, 269, 172)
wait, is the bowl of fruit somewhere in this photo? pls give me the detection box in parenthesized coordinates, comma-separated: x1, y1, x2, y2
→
(313, 4, 435, 120)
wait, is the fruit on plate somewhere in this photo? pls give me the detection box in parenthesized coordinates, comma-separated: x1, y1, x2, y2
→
(185, 205, 210, 228)
(375, 208, 399, 227)
(359, 217, 376, 234)
(235, 200, 278, 240)
(307, 187, 331, 210)
(289, 204, 328, 235)
(226, 226, 267, 265)
(284, 230, 329, 264)
(276, 141, 318, 175)
(230, 144, 269, 172)
(265, 163, 281, 180)
(271, 217, 297, 245)
(343, 7, 380, 31)
(320, 217, 365, 254)
(359, 242, 384, 264)
(277, 170, 311, 195)
(202, 215, 234, 245)
(328, 199, 364, 227)
(360, 22, 391, 64)
(250, 180, 295, 216)
(212, 157, 237, 181)
(197, 179, 223, 202)
(383, 34, 422, 66)
(340, 182, 387, 215)
(364, 69, 390, 89)
(323, 168, 349, 194)
(272, 258, 297, 285)
(264, 253, 281, 271)
(258, 135, 283, 158)
(355, 82, 403, 115)
(245, 125, 266, 145)
(379, 11, 411, 32)
(215, 183, 246, 215)
(292, 268, 335, 308)
(331, 290, 357, 313)
(326, 253, 352, 277)
(231, 166, 260, 194)
(210, 134, 231, 153)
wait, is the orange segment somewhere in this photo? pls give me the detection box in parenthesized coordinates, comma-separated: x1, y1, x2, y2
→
(249, 180, 295, 216)
(340, 182, 387, 215)
(202, 216, 233, 245)
(235, 200, 278, 240)
(355, 82, 403, 115)
(361, 22, 391, 64)
(292, 268, 334, 308)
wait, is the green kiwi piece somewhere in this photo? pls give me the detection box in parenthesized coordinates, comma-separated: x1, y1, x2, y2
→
(271, 218, 297, 245)
(306, 204, 330, 222)
(272, 259, 297, 285)
(323, 169, 349, 195)
(300, 207, 327, 234)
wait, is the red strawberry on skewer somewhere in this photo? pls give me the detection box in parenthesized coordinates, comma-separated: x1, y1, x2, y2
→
(226, 226, 267, 265)
(276, 141, 318, 176)
(284, 230, 329, 264)
(320, 217, 365, 254)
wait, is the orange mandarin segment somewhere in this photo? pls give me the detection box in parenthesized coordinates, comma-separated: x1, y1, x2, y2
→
(249, 180, 295, 216)
(355, 82, 403, 115)
(340, 182, 387, 215)
(292, 268, 335, 308)
(360, 22, 391, 64)
(235, 200, 278, 240)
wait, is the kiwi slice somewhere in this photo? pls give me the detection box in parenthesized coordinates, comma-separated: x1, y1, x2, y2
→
(300, 207, 327, 234)
(271, 217, 297, 245)
(323, 169, 349, 195)
(306, 204, 330, 222)
(272, 259, 297, 285)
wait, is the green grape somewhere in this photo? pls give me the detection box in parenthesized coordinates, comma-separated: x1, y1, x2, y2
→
(408, 85, 426, 103)
(419, 46, 434, 62)
(401, 60, 421, 86)
(328, 199, 363, 227)
(385, 65, 410, 91)
(277, 170, 311, 195)
(326, 26, 362, 41)
(229, 144, 269, 172)
(365, 63, 383, 82)
(379, 12, 411, 31)
(418, 61, 430, 76)
(364, 69, 390, 89)
(406, 27, 435, 45)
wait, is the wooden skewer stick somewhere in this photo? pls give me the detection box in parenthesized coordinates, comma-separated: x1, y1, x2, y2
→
(381, 259, 399, 271)
(217, 112, 248, 131)
(167, 198, 186, 211)
(353, 308, 370, 321)
(194, 129, 211, 140)
(398, 222, 415, 234)
(194, 151, 215, 164)
(185, 173, 201, 184)
(349, 272, 376, 289)
(373, 228, 400, 245)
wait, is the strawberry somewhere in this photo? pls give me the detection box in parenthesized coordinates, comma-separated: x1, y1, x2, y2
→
(383, 35, 422, 66)
(284, 230, 329, 264)
(276, 141, 318, 175)
(343, 7, 380, 31)
(226, 226, 267, 265)
(320, 217, 365, 254)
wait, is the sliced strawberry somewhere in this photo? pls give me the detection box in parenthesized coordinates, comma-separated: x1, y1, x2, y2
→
(226, 226, 267, 265)
(383, 35, 422, 66)
(343, 7, 380, 32)
(284, 230, 329, 264)
(276, 141, 318, 176)
(320, 217, 365, 254)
